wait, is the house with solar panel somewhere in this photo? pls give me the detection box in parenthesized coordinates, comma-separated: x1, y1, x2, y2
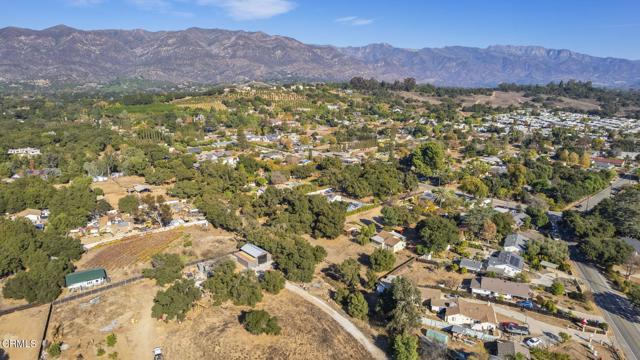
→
(65, 268, 108, 291)
(234, 244, 273, 271)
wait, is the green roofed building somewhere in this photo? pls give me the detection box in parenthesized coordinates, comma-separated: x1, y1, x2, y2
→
(65, 268, 107, 291)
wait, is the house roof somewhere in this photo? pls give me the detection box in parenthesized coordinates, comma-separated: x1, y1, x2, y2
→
(460, 258, 483, 271)
(419, 288, 442, 301)
(487, 251, 524, 270)
(496, 341, 531, 359)
(445, 298, 497, 324)
(65, 268, 107, 287)
(470, 277, 531, 298)
(503, 234, 528, 250)
(240, 243, 268, 258)
(371, 231, 406, 246)
(14, 208, 42, 218)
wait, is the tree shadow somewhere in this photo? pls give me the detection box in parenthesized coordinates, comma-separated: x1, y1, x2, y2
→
(592, 291, 640, 323)
(357, 253, 372, 267)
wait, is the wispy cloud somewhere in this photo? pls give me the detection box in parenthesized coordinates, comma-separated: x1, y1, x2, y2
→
(197, 0, 296, 20)
(335, 16, 373, 26)
(66, 0, 105, 6)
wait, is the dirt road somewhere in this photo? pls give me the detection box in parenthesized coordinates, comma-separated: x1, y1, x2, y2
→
(285, 282, 388, 360)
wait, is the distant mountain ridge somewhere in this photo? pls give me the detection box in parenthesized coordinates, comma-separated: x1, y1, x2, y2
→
(1, 25, 639, 88)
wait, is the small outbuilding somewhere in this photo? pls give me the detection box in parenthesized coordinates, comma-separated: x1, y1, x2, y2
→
(234, 244, 273, 270)
(65, 268, 108, 291)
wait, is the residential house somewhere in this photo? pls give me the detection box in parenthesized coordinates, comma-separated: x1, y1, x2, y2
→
(490, 341, 531, 360)
(371, 231, 407, 253)
(444, 298, 498, 332)
(12, 208, 42, 225)
(486, 251, 524, 277)
(470, 277, 531, 300)
(419, 288, 447, 312)
(376, 274, 397, 294)
(234, 244, 273, 271)
(503, 234, 529, 254)
(459, 258, 484, 273)
(65, 268, 108, 291)
(7, 147, 41, 156)
(592, 156, 625, 170)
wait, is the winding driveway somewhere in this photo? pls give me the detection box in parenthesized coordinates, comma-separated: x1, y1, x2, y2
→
(285, 282, 388, 360)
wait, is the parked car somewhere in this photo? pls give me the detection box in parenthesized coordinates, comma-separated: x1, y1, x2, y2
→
(517, 300, 535, 310)
(503, 323, 531, 335)
(525, 337, 543, 347)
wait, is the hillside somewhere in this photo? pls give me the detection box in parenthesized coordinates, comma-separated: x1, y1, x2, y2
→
(1, 25, 640, 87)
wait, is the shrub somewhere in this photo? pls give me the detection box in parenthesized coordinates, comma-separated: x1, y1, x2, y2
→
(370, 248, 396, 272)
(106, 333, 117, 347)
(242, 310, 281, 335)
(260, 270, 285, 294)
(47, 342, 62, 357)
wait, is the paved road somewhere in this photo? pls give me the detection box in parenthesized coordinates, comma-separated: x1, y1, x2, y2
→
(574, 177, 636, 212)
(571, 249, 640, 360)
(285, 282, 388, 360)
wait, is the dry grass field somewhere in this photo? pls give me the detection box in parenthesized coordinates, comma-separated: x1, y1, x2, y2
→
(0, 305, 49, 360)
(91, 176, 174, 209)
(45, 281, 370, 360)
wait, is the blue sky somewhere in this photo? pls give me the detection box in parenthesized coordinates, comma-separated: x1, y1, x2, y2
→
(2, 0, 640, 59)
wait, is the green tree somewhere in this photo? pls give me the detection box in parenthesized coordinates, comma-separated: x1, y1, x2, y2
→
(346, 291, 369, 320)
(383, 277, 422, 337)
(411, 141, 446, 178)
(355, 223, 376, 245)
(550, 280, 565, 296)
(370, 248, 396, 272)
(142, 253, 184, 286)
(241, 310, 281, 335)
(337, 258, 361, 288)
(526, 206, 549, 228)
(580, 237, 633, 269)
(393, 334, 418, 360)
(416, 216, 460, 254)
(118, 195, 139, 214)
(382, 206, 417, 227)
(260, 270, 285, 294)
(459, 176, 489, 199)
(151, 279, 201, 321)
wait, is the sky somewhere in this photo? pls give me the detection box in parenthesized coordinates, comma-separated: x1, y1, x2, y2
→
(2, 0, 640, 59)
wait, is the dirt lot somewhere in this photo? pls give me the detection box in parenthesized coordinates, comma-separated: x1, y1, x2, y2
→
(46, 280, 370, 360)
(0, 305, 49, 360)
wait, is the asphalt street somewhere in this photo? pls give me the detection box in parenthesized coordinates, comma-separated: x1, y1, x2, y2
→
(571, 249, 640, 360)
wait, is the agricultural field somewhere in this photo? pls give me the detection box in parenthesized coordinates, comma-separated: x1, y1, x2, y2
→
(171, 96, 227, 111)
(224, 89, 312, 108)
(77, 229, 184, 280)
(45, 281, 371, 360)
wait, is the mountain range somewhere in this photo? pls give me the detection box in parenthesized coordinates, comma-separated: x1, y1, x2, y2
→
(1, 25, 639, 88)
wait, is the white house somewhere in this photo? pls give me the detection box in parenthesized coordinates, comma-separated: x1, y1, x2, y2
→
(444, 298, 497, 332)
(65, 268, 108, 291)
(371, 231, 407, 253)
(470, 277, 531, 300)
(503, 234, 529, 254)
(7, 147, 41, 156)
(486, 251, 524, 277)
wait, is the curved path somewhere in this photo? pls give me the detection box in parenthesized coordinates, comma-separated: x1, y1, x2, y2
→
(285, 282, 388, 360)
